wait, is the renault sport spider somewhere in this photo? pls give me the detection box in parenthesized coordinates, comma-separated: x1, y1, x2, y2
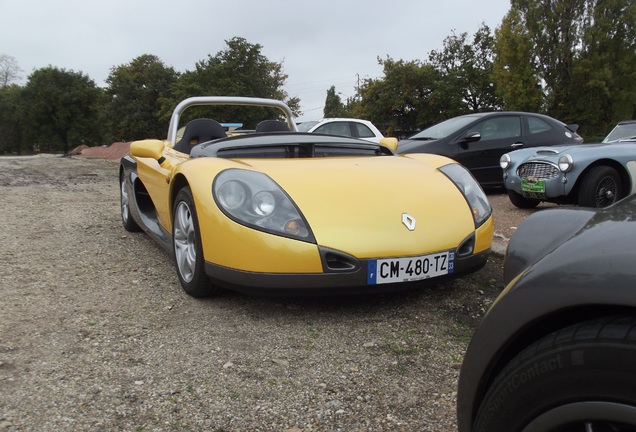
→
(119, 96, 494, 297)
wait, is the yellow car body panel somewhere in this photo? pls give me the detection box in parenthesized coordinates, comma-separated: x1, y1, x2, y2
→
(133, 141, 188, 232)
(163, 154, 493, 273)
(233, 156, 475, 258)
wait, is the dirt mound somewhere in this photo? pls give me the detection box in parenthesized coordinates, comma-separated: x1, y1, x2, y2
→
(69, 141, 131, 161)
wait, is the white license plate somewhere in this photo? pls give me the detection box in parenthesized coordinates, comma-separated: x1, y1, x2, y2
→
(367, 251, 454, 285)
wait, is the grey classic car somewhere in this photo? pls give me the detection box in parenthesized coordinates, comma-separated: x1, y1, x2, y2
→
(457, 193, 636, 432)
(500, 121, 636, 208)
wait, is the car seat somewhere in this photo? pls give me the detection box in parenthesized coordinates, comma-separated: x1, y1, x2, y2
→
(173, 118, 227, 155)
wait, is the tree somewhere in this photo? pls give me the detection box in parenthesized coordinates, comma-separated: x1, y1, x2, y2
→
(104, 54, 179, 141)
(492, 9, 543, 111)
(428, 25, 503, 113)
(168, 37, 300, 127)
(568, 0, 636, 138)
(0, 54, 22, 87)
(0, 84, 25, 154)
(353, 57, 441, 136)
(22, 66, 102, 153)
(323, 86, 346, 117)
(509, 0, 636, 137)
(511, 0, 587, 119)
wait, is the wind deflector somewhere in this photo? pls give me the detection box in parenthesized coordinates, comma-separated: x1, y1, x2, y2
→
(190, 133, 395, 159)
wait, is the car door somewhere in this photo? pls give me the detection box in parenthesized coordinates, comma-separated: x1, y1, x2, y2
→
(453, 115, 524, 185)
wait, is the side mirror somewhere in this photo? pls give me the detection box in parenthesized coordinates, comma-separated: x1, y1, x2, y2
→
(130, 139, 165, 159)
(130, 139, 172, 169)
(379, 137, 398, 151)
(458, 132, 481, 150)
(463, 132, 481, 143)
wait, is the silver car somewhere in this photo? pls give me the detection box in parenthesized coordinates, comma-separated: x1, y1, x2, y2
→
(500, 121, 636, 208)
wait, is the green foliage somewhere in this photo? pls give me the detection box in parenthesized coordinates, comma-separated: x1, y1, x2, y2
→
(428, 25, 503, 113)
(509, 0, 636, 136)
(0, 85, 25, 154)
(22, 66, 102, 153)
(512, 0, 587, 119)
(104, 54, 179, 142)
(567, 0, 636, 137)
(323, 86, 346, 117)
(492, 9, 543, 111)
(167, 37, 300, 128)
(353, 57, 442, 136)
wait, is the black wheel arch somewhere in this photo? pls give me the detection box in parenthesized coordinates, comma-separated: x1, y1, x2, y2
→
(569, 159, 632, 201)
(467, 305, 636, 429)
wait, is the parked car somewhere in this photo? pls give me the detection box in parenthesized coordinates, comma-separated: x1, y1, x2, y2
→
(119, 96, 494, 298)
(297, 118, 385, 143)
(397, 112, 583, 187)
(500, 122, 636, 208)
(457, 193, 636, 432)
(603, 119, 636, 143)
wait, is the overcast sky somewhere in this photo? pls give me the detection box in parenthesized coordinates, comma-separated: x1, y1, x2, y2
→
(2, 0, 511, 121)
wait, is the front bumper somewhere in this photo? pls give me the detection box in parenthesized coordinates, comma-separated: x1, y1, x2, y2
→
(204, 248, 490, 296)
(504, 171, 568, 200)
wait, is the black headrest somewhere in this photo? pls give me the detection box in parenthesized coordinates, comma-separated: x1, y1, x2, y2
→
(174, 119, 227, 155)
(255, 120, 291, 133)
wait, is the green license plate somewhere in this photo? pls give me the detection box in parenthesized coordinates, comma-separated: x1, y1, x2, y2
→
(521, 178, 545, 193)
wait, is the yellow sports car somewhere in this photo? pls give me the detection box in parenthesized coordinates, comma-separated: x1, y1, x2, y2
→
(119, 96, 494, 297)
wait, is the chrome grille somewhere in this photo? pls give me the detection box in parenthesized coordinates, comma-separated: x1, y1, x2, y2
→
(517, 162, 559, 180)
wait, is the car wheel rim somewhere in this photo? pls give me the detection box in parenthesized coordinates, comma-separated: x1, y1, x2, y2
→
(173, 201, 196, 283)
(120, 180, 130, 222)
(520, 401, 636, 432)
(595, 176, 618, 207)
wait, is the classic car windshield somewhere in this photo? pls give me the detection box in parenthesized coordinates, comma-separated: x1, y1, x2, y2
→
(603, 122, 636, 143)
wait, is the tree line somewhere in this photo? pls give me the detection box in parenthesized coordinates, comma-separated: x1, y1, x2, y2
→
(1, 0, 634, 154)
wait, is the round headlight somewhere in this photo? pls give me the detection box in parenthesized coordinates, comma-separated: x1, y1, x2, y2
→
(500, 154, 511, 170)
(252, 191, 276, 216)
(217, 180, 247, 209)
(558, 154, 573, 172)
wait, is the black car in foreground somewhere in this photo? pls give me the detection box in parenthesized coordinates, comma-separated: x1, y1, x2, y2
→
(398, 112, 582, 187)
(457, 193, 636, 432)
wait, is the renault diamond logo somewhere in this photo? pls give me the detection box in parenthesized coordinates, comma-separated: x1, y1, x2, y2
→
(402, 213, 416, 231)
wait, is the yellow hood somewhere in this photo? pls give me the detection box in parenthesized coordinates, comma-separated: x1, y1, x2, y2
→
(242, 155, 475, 259)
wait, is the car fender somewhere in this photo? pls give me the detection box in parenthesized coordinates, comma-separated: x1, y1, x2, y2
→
(457, 197, 636, 432)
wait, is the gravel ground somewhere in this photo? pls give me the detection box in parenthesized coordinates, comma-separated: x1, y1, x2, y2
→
(0, 155, 546, 431)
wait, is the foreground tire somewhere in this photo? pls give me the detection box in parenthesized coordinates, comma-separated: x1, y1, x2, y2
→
(473, 316, 636, 432)
(508, 190, 541, 209)
(578, 165, 622, 208)
(172, 187, 217, 298)
(120, 172, 141, 232)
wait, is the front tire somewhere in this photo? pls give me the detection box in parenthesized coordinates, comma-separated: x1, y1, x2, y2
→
(508, 190, 541, 209)
(473, 316, 636, 432)
(172, 187, 217, 298)
(578, 165, 622, 208)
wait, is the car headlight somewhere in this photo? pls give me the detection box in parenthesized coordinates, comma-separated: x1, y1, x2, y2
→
(213, 169, 314, 242)
(500, 153, 511, 170)
(558, 154, 573, 172)
(439, 163, 492, 227)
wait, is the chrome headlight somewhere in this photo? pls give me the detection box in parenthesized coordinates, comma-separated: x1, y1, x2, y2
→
(213, 169, 314, 242)
(439, 163, 492, 227)
(500, 153, 511, 170)
(558, 154, 573, 172)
